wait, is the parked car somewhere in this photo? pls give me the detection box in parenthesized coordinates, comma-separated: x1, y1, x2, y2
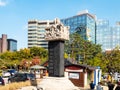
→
(27, 73, 36, 80)
(7, 69, 17, 75)
(117, 74, 120, 82)
(8, 73, 35, 83)
(0, 76, 5, 85)
(2, 74, 10, 84)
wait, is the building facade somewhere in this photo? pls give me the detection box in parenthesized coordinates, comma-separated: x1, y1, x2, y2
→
(96, 19, 111, 51)
(96, 20, 120, 51)
(110, 23, 120, 49)
(28, 20, 54, 49)
(7, 39, 17, 52)
(0, 34, 17, 53)
(27, 10, 120, 51)
(61, 11, 120, 51)
(61, 10, 96, 44)
(0, 34, 7, 53)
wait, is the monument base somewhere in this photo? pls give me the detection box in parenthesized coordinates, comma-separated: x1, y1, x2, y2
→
(37, 76, 79, 90)
(48, 40, 64, 77)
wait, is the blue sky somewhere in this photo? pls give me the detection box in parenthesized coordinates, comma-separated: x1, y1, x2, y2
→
(0, 0, 120, 50)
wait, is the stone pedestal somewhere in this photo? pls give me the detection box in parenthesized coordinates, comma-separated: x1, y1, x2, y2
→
(37, 77, 79, 90)
(48, 40, 64, 77)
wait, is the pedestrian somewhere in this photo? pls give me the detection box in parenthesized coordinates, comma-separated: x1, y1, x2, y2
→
(107, 81, 115, 90)
(90, 81, 95, 90)
(115, 82, 120, 90)
(96, 82, 103, 90)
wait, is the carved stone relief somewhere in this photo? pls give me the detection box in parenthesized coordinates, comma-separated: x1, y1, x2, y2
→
(45, 18, 69, 41)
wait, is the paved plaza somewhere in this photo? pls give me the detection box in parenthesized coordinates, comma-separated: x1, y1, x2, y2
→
(18, 85, 112, 90)
(17, 77, 116, 90)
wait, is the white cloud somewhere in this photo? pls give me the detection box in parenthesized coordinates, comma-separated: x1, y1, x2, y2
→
(0, 0, 7, 7)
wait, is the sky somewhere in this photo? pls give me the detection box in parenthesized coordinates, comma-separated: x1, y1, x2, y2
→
(0, 0, 120, 50)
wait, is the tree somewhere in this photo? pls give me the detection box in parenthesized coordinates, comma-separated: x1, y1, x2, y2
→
(0, 47, 48, 69)
(87, 53, 105, 70)
(0, 51, 14, 60)
(32, 56, 41, 65)
(102, 49, 120, 73)
(64, 52, 68, 59)
(64, 32, 102, 64)
(30, 47, 48, 57)
(30, 47, 48, 64)
(16, 48, 32, 60)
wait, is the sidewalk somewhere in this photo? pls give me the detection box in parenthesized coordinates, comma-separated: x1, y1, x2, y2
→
(37, 77, 79, 90)
(79, 85, 118, 90)
(18, 85, 109, 90)
(17, 77, 117, 90)
(18, 77, 79, 90)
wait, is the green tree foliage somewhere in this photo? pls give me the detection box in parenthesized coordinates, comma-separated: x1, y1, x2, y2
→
(31, 56, 41, 65)
(102, 49, 120, 73)
(30, 47, 48, 63)
(0, 52, 19, 69)
(0, 47, 48, 69)
(64, 52, 68, 59)
(16, 48, 32, 60)
(87, 53, 105, 70)
(0, 51, 14, 60)
(65, 33, 102, 64)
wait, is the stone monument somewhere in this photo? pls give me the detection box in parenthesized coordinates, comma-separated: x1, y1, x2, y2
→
(45, 18, 69, 77)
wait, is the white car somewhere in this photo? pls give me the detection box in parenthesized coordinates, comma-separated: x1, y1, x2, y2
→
(117, 75, 120, 82)
(2, 72, 11, 84)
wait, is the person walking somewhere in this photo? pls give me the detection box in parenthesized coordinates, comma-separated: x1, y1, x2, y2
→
(107, 81, 115, 90)
(115, 82, 120, 90)
(96, 82, 103, 90)
(90, 81, 95, 90)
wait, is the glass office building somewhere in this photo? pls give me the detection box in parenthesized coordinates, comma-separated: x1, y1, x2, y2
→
(61, 10, 96, 43)
(111, 24, 120, 49)
(0, 34, 17, 53)
(27, 10, 120, 51)
(96, 20, 120, 51)
(7, 39, 17, 52)
(96, 19, 111, 51)
(28, 11, 96, 50)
